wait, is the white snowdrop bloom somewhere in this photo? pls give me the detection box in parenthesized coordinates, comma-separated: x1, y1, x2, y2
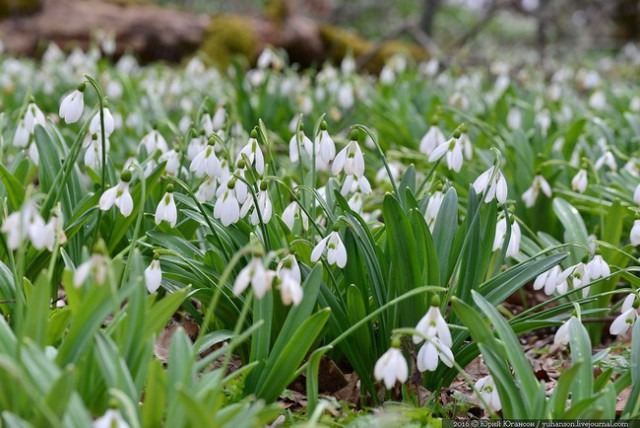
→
(140, 129, 168, 155)
(553, 320, 570, 346)
(413, 305, 452, 347)
(24, 102, 46, 131)
(340, 174, 371, 196)
(493, 217, 521, 258)
(279, 273, 303, 306)
(587, 255, 610, 280)
(257, 47, 278, 69)
(200, 113, 214, 135)
(214, 188, 240, 226)
(99, 178, 133, 217)
(337, 82, 354, 109)
(27, 209, 53, 251)
(594, 151, 617, 171)
(633, 184, 640, 206)
(144, 257, 162, 293)
(277, 254, 301, 284)
(425, 190, 444, 229)
(1, 207, 31, 251)
(589, 91, 607, 110)
(379, 65, 395, 84)
(233, 258, 275, 298)
(106, 80, 123, 99)
(310, 231, 347, 268)
(522, 174, 552, 208)
(212, 106, 226, 130)
(375, 162, 403, 184)
(374, 347, 408, 389)
(333, 140, 365, 177)
(236, 134, 265, 175)
(416, 337, 455, 372)
(610, 294, 638, 336)
(428, 137, 464, 172)
(631, 96, 640, 112)
(472, 166, 508, 204)
(93, 409, 130, 428)
(59, 87, 85, 124)
(155, 190, 177, 228)
(630, 220, 640, 246)
(281, 201, 309, 232)
(533, 265, 562, 295)
(190, 144, 221, 178)
(476, 375, 501, 412)
(557, 262, 591, 297)
(187, 135, 206, 161)
(159, 149, 181, 176)
(341, 55, 356, 75)
(27, 141, 40, 165)
(240, 188, 273, 225)
(460, 132, 473, 160)
(536, 109, 551, 136)
(580, 70, 601, 89)
(507, 107, 522, 130)
(315, 127, 336, 166)
(289, 130, 313, 163)
(89, 107, 115, 136)
(13, 119, 30, 148)
(419, 125, 446, 156)
(571, 169, 588, 193)
(74, 254, 108, 288)
(195, 178, 218, 202)
(347, 191, 365, 212)
(84, 137, 105, 170)
(422, 58, 439, 77)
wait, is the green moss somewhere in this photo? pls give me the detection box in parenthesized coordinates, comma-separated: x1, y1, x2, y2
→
(0, 0, 41, 18)
(198, 14, 258, 69)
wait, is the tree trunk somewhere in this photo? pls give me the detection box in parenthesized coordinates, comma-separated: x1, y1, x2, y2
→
(419, 0, 441, 36)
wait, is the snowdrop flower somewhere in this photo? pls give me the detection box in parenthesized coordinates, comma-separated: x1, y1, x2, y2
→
(289, 127, 313, 162)
(380, 65, 396, 84)
(195, 177, 218, 202)
(374, 346, 408, 389)
(74, 254, 108, 288)
(493, 216, 521, 258)
(571, 168, 588, 193)
(587, 255, 610, 280)
(276, 255, 303, 306)
(424, 190, 444, 229)
(315, 123, 336, 167)
(144, 255, 162, 293)
(240, 182, 273, 225)
(93, 409, 130, 428)
(472, 165, 508, 204)
(212, 106, 226, 131)
(413, 304, 452, 346)
(522, 175, 552, 208)
(610, 294, 638, 336)
(557, 262, 591, 297)
(428, 135, 464, 172)
(419, 125, 446, 156)
(589, 91, 607, 110)
(155, 186, 177, 228)
(333, 137, 365, 177)
(233, 258, 275, 298)
(533, 265, 563, 295)
(236, 130, 265, 175)
(213, 182, 240, 227)
(337, 82, 354, 109)
(277, 254, 301, 283)
(476, 375, 501, 412)
(1, 206, 32, 251)
(507, 107, 522, 130)
(140, 128, 168, 155)
(190, 140, 221, 178)
(340, 174, 371, 197)
(281, 201, 309, 232)
(634, 184, 640, 206)
(631, 220, 640, 246)
(310, 231, 347, 268)
(187, 133, 206, 160)
(257, 47, 280, 70)
(553, 320, 570, 346)
(13, 119, 30, 148)
(59, 84, 85, 124)
(99, 171, 134, 217)
(159, 149, 181, 176)
(594, 151, 617, 171)
(89, 107, 115, 136)
(24, 102, 46, 131)
(416, 336, 455, 372)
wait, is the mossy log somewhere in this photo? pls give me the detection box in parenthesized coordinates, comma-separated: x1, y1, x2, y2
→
(0, 0, 429, 71)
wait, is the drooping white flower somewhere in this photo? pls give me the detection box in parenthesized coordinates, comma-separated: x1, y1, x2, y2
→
(277, 256, 303, 306)
(236, 133, 265, 175)
(213, 187, 240, 227)
(212, 106, 226, 131)
(472, 165, 508, 204)
(553, 320, 570, 346)
(631, 220, 640, 246)
(633, 184, 640, 206)
(99, 178, 134, 217)
(475, 375, 501, 412)
(419, 125, 446, 156)
(74, 254, 108, 288)
(336, 82, 354, 109)
(340, 174, 371, 197)
(428, 137, 464, 172)
(159, 149, 181, 176)
(413, 305, 452, 347)
(24, 102, 46, 131)
(507, 107, 522, 130)
(374, 347, 408, 389)
(594, 151, 617, 171)
(59, 87, 85, 124)
(93, 409, 130, 428)
(1, 205, 32, 251)
(155, 190, 177, 228)
(493, 217, 521, 258)
(140, 129, 168, 155)
(315, 126, 336, 167)
(424, 190, 444, 229)
(13, 119, 30, 148)
(289, 129, 313, 163)
(190, 143, 221, 179)
(571, 169, 588, 193)
(586, 255, 610, 280)
(310, 231, 347, 268)
(144, 257, 162, 293)
(332, 140, 365, 177)
(89, 107, 115, 136)
(556, 262, 591, 297)
(240, 186, 273, 225)
(610, 308, 637, 336)
(281, 201, 309, 232)
(416, 336, 455, 372)
(195, 177, 218, 202)
(232, 258, 275, 298)
(533, 265, 562, 295)
(522, 175, 552, 208)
